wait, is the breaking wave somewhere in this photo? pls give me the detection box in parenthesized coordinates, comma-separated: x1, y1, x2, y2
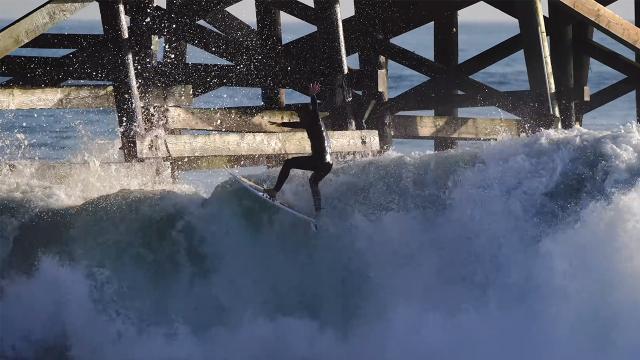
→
(2, 126, 640, 359)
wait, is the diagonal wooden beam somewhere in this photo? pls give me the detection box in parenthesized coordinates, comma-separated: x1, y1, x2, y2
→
(557, 0, 640, 53)
(580, 77, 635, 113)
(578, 38, 640, 78)
(150, 6, 254, 64)
(280, 0, 475, 74)
(0, 0, 93, 58)
(456, 34, 523, 75)
(271, 0, 318, 24)
(204, 10, 257, 40)
(380, 41, 535, 119)
(380, 42, 443, 78)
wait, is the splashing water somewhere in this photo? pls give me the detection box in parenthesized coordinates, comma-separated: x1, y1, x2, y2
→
(2, 126, 640, 359)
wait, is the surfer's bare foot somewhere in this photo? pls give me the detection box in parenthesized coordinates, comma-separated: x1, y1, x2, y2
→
(264, 188, 277, 199)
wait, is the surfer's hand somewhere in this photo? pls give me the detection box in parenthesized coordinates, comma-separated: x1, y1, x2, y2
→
(309, 82, 321, 96)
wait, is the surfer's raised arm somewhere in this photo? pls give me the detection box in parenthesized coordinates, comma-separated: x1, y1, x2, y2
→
(269, 121, 304, 129)
(269, 83, 321, 129)
(309, 82, 320, 112)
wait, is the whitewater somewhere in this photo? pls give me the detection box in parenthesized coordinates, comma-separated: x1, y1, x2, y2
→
(1, 126, 640, 359)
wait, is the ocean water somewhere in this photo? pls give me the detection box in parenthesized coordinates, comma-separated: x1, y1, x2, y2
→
(1, 20, 640, 359)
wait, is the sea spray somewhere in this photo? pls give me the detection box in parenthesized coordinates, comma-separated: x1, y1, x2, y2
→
(2, 126, 640, 359)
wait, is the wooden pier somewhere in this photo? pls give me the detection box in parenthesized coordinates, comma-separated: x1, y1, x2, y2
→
(1, 0, 639, 169)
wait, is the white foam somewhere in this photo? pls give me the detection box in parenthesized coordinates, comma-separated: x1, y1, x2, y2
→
(2, 126, 640, 359)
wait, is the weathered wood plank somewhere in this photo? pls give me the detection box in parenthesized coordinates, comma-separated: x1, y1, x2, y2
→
(0, 86, 192, 109)
(166, 108, 304, 132)
(2, 160, 171, 184)
(0, 86, 113, 109)
(170, 152, 378, 172)
(140, 131, 380, 158)
(0, 0, 92, 58)
(558, 0, 640, 53)
(392, 115, 523, 140)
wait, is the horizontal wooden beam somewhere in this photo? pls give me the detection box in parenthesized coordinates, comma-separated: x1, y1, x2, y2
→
(166, 107, 307, 132)
(0, 86, 192, 109)
(170, 154, 291, 171)
(558, 0, 640, 53)
(21, 33, 103, 49)
(0, 0, 92, 58)
(0, 36, 109, 86)
(169, 151, 377, 171)
(140, 130, 380, 158)
(1, 159, 171, 184)
(392, 115, 522, 140)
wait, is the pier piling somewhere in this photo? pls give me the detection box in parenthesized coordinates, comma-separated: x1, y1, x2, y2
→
(98, 0, 143, 162)
(434, 10, 460, 151)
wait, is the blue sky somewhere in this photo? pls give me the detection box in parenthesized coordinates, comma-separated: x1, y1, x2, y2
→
(3, 0, 636, 23)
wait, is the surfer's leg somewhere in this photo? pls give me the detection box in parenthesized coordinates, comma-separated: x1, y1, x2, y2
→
(309, 162, 333, 213)
(271, 156, 314, 193)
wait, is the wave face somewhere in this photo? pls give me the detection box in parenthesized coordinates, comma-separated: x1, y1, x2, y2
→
(2, 127, 640, 359)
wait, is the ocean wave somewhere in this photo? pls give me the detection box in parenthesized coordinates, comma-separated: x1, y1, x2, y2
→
(1, 126, 640, 359)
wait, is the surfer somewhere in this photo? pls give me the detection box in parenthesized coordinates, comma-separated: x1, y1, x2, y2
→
(264, 82, 333, 214)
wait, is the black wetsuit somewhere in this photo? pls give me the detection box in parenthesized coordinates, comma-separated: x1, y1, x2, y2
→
(272, 95, 333, 212)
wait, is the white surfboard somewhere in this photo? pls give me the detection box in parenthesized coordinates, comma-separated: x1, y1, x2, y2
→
(226, 170, 318, 230)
